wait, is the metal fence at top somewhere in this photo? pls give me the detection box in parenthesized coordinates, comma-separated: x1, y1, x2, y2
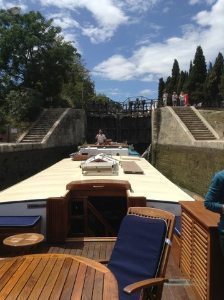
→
(85, 96, 158, 115)
(122, 96, 157, 114)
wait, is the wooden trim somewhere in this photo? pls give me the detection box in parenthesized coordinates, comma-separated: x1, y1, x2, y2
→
(66, 179, 131, 191)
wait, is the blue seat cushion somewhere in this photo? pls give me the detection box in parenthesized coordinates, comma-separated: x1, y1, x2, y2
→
(108, 215, 167, 300)
(0, 216, 41, 227)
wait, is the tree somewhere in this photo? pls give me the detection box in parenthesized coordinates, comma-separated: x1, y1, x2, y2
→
(0, 9, 89, 107)
(172, 59, 180, 83)
(204, 52, 224, 107)
(169, 59, 180, 93)
(187, 46, 207, 104)
(177, 71, 188, 95)
(0, 8, 95, 126)
(164, 76, 173, 105)
(158, 78, 165, 107)
(61, 61, 95, 108)
(5, 88, 43, 125)
(219, 73, 224, 104)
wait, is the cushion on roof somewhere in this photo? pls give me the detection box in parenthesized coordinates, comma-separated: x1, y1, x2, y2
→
(0, 216, 41, 227)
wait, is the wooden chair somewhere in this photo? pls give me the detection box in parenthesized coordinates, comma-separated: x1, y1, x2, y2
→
(107, 207, 175, 300)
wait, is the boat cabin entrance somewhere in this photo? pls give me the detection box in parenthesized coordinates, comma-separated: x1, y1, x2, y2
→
(47, 179, 146, 243)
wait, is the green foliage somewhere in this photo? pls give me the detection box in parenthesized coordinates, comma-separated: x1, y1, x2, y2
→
(91, 93, 111, 104)
(177, 71, 188, 95)
(0, 8, 95, 127)
(187, 46, 207, 104)
(160, 46, 224, 106)
(204, 53, 224, 107)
(220, 74, 224, 102)
(171, 59, 180, 92)
(158, 78, 165, 106)
(5, 88, 43, 125)
(61, 62, 95, 108)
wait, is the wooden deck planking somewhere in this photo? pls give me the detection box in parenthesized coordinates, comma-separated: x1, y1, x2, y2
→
(0, 238, 198, 300)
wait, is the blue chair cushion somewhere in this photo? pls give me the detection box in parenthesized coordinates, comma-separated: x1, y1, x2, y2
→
(108, 214, 167, 300)
(0, 216, 41, 227)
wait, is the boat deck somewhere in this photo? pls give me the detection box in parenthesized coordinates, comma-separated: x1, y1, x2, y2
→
(0, 236, 198, 300)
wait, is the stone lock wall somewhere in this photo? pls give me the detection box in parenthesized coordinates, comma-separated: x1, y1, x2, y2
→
(152, 107, 224, 197)
(154, 144, 224, 197)
(0, 109, 87, 191)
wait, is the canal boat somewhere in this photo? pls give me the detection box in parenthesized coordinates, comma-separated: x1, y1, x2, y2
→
(70, 142, 139, 160)
(0, 154, 193, 240)
(0, 155, 211, 300)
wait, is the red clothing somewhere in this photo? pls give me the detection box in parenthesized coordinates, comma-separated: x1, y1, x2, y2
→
(184, 94, 188, 106)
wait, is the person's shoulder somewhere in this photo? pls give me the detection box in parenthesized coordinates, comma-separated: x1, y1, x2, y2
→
(213, 170, 224, 181)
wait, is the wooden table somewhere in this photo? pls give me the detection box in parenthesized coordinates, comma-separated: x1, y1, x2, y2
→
(3, 233, 44, 247)
(0, 253, 119, 299)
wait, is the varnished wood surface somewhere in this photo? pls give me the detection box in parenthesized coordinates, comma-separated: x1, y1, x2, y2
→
(120, 161, 144, 174)
(0, 237, 200, 300)
(47, 239, 199, 300)
(3, 233, 44, 247)
(0, 253, 119, 300)
(180, 201, 219, 229)
(0, 227, 200, 300)
(66, 179, 131, 191)
(180, 201, 224, 300)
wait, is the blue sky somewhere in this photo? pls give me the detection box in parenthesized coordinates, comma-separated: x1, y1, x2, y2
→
(1, 0, 224, 102)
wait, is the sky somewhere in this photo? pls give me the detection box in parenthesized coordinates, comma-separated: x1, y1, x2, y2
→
(0, 0, 224, 103)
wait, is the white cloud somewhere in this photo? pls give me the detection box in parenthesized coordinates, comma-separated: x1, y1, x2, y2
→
(93, 0, 224, 81)
(49, 13, 80, 30)
(189, 0, 216, 5)
(139, 88, 153, 96)
(0, 0, 27, 11)
(39, 0, 129, 43)
(116, 0, 160, 13)
(162, 6, 170, 13)
(82, 26, 116, 44)
(93, 55, 136, 80)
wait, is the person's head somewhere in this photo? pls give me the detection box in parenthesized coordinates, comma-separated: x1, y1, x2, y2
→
(99, 129, 103, 134)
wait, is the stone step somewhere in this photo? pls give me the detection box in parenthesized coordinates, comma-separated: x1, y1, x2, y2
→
(172, 106, 217, 140)
(193, 137, 216, 140)
(21, 140, 42, 143)
(23, 134, 45, 137)
(22, 137, 44, 140)
(19, 108, 67, 143)
(188, 127, 209, 130)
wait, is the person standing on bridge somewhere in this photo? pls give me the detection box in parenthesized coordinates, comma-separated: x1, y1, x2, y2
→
(179, 91, 185, 106)
(95, 129, 107, 145)
(204, 170, 224, 256)
(172, 92, 178, 106)
(162, 91, 168, 106)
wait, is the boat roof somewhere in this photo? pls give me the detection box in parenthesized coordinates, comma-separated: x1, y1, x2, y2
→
(0, 157, 194, 203)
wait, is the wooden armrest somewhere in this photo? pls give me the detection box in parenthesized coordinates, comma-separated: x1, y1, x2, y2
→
(124, 277, 168, 294)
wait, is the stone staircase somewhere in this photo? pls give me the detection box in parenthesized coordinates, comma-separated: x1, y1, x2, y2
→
(18, 108, 67, 143)
(172, 107, 217, 140)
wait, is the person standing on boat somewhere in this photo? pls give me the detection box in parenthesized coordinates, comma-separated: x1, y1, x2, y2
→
(95, 129, 107, 145)
(204, 170, 224, 256)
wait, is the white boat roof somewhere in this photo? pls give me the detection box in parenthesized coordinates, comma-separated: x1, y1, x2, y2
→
(0, 157, 194, 203)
